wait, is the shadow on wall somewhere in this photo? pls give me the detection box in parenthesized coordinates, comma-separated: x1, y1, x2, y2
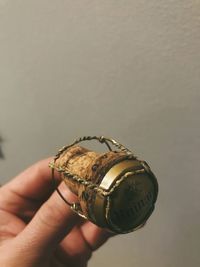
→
(126, 104, 198, 167)
(125, 104, 199, 265)
(0, 135, 4, 159)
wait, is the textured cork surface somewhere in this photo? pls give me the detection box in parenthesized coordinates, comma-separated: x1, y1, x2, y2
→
(55, 145, 130, 184)
(54, 145, 130, 218)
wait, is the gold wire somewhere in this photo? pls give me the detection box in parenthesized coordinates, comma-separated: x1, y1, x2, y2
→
(49, 135, 136, 217)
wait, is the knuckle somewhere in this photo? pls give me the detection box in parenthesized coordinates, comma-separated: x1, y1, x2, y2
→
(37, 201, 65, 229)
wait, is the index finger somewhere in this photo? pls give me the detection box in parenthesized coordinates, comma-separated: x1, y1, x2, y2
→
(4, 158, 60, 201)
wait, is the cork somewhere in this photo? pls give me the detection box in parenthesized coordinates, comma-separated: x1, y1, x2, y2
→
(50, 136, 158, 233)
(54, 145, 131, 218)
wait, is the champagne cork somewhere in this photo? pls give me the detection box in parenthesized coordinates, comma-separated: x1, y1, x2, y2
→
(51, 137, 158, 234)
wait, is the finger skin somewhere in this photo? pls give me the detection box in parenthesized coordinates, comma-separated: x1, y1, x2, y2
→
(0, 158, 63, 222)
(8, 182, 79, 265)
(4, 158, 60, 200)
(80, 221, 115, 251)
(0, 158, 116, 267)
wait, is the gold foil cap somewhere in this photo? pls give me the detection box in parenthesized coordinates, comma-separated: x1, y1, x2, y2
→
(93, 160, 158, 233)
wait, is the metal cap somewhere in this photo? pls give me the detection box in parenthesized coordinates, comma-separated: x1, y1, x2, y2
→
(93, 160, 158, 233)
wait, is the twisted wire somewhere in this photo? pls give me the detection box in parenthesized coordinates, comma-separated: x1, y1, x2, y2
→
(50, 135, 138, 216)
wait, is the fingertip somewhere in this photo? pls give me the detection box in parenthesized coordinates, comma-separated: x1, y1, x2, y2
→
(80, 221, 114, 251)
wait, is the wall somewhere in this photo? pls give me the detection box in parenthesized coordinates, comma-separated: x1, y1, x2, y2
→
(0, 1, 200, 266)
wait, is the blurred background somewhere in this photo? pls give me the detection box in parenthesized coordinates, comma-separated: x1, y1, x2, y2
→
(0, 1, 199, 266)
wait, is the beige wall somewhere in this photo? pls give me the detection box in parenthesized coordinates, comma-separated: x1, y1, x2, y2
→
(0, 1, 200, 266)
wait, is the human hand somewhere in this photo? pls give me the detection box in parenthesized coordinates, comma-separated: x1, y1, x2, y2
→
(0, 158, 113, 267)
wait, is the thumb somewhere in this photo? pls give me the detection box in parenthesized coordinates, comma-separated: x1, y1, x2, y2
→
(13, 182, 80, 260)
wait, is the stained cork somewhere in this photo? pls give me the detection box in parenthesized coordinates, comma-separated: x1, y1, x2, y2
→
(54, 145, 131, 218)
(51, 136, 158, 233)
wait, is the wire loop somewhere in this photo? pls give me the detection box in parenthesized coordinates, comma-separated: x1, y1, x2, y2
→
(49, 135, 135, 218)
